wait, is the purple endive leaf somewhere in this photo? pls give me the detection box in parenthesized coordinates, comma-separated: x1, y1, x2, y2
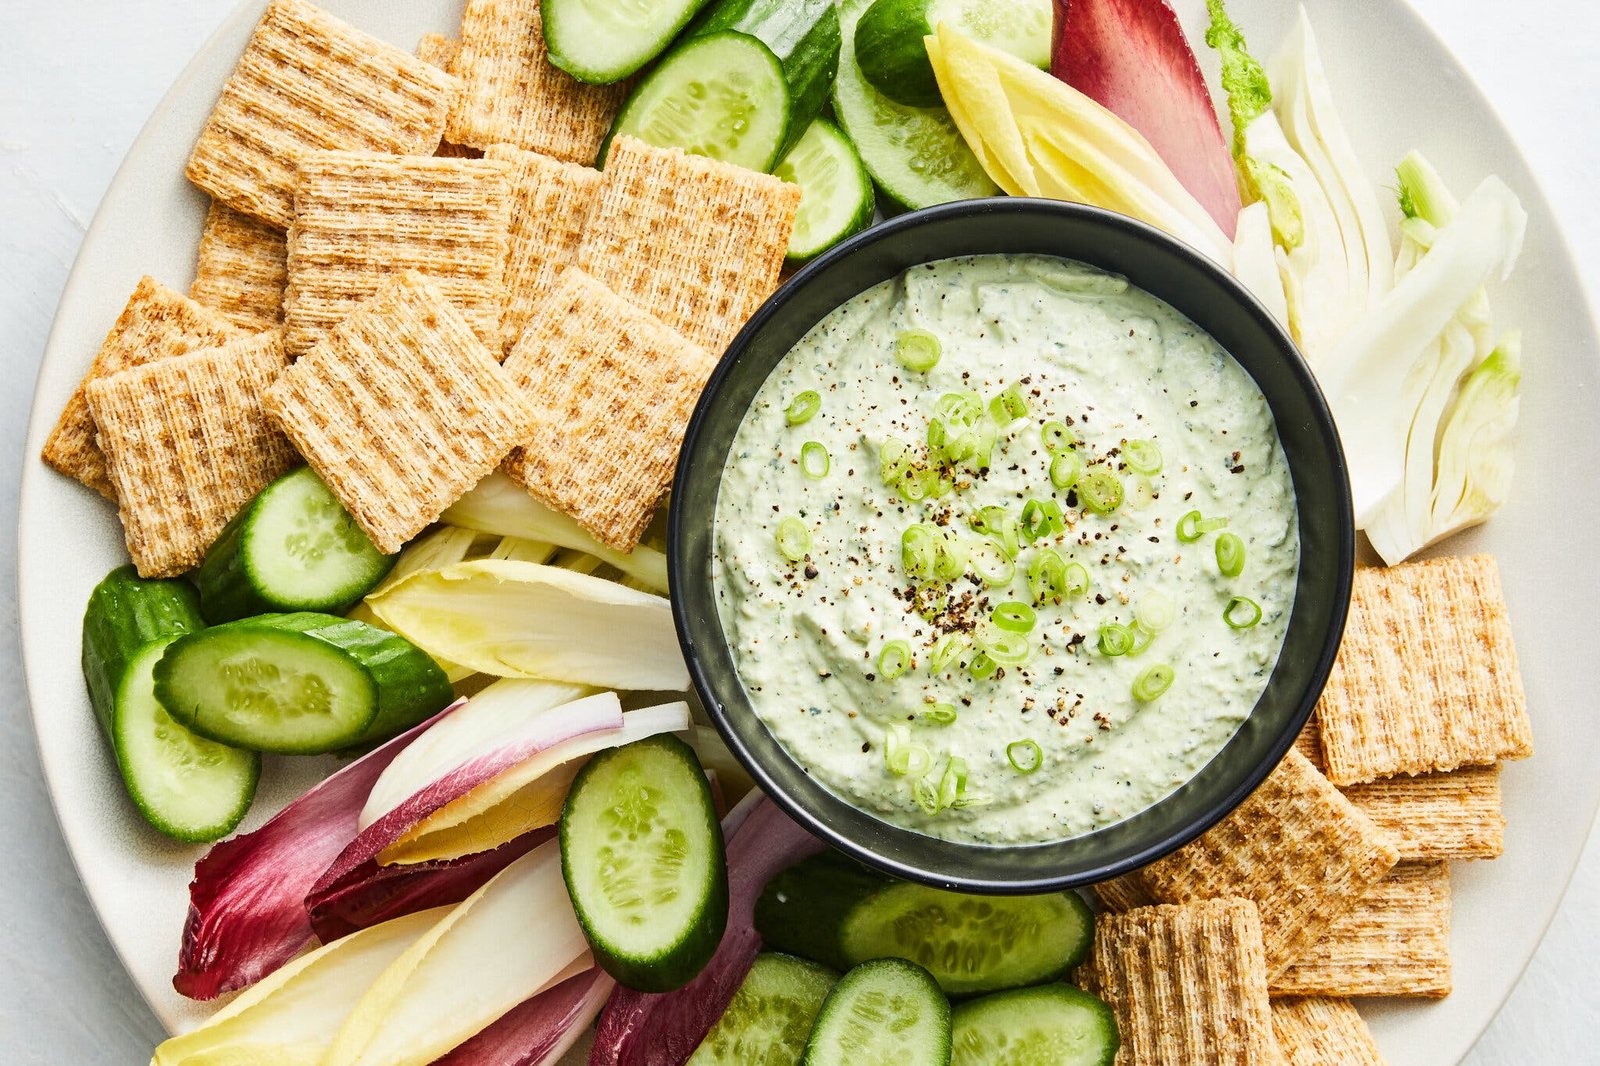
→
(589, 794, 824, 1066)
(432, 967, 616, 1066)
(174, 699, 467, 1000)
(1052, 0, 1242, 236)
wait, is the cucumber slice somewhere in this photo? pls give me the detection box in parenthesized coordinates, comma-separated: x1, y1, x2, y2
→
(854, 0, 1052, 107)
(113, 637, 259, 842)
(688, 952, 838, 1064)
(543, 0, 717, 84)
(951, 985, 1120, 1066)
(605, 31, 791, 171)
(833, 0, 998, 210)
(561, 734, 728, 992)
(82, 565, 205, 738)
(839, 883, 1095, 996)
(774, 118, 875, 265)
(756, 853, 893, 971)
(154, 613, 452, 754)
(196, 466, 394, 624)
(802, 958, 951, 1066)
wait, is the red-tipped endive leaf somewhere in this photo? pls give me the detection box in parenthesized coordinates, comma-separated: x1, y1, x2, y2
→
(174, 699, 468, 1000)
(1052, 0, 1241, 235)
(310, 693, 626, 922)
(589, 794, 824, 1066)
(432, 967, 616, 1066)
(307, 828, 552, 943)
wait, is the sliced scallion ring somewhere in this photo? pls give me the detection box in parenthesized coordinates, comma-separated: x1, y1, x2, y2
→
(979, 629, 1031, 666)
(991, 601, 1037, 633)
(1132, 663, 1175, 702)
(1027, 548, 1068, 605)
(799, 441, 829, 479)
(901, 524, 939, 580)
(938, 757, 968, 809)
(929, 633, 969, 673)
(1224, 596, 1263, 629)
(1041, 420, 1072, 454)
(1134, 591, 1176, 633)
(968, 651, 999, 680)
(1098, 622, 1135, 657)
(1063, 561, 1090, 599)
(879, 438, 910, 486)
(895, 329, 941, 372)
(968, 536, 1015, 587)
(1049, 449, 1083, 490)
(1123, 439, 1162, 475)
(1215, 532, 1247, 577)
(913, 775, 939, 814)
(884, 724, 931, 776)
(1078, 469, 1125, 515)
(878, 639, 912, 680)
(1006, 739, 1043, 774)
(971, 505, 1020, 558)
(921, 703, 958, 725)
(784, 390, 821, 425)
(1176, 510, 1229, 543)
(989, 385, 1028, 425)
(774, 517, 810, 561)
(936, 391, 984, 426)
(1020, 498, 1066, 542)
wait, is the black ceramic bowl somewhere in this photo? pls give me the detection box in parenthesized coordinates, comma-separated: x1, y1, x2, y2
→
(669, 198, 1354, 892)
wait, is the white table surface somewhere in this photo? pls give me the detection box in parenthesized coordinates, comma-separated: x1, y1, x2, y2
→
(1, 0, 1595, 1061)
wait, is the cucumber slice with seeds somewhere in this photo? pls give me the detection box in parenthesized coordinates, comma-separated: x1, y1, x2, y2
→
(154, 612, 452, 754)
(197, 466, 394, 624)
(543, 0, 717, 84)
(561, 734, 728, 992)
(854, 0, 1052, 108)
(688, 952, 838, 1064)
(802, 958, 951, 1066)
(774, 118, 875, 266)
(951, 984, 1119, 1066)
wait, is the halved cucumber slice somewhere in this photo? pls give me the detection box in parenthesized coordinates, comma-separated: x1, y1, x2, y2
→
(154, 613, 452, 754)
(951, 984, 1119, 1066)
(774, 118, 876, 266)
(604, 31, 791, 172)
(114, 637, 259, 843)
(854, 0, 1052, 107)
(560, 734, 728, 992)
(543, 0, 716, 84)
(834, 0, 998, 210)
(802, 958, 951, 1066)
(197, 466, 394, 624)
(839, 883, 1094, 996)
(688, 952, 838, 1064)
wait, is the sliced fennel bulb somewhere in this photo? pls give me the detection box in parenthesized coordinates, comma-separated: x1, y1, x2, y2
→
(1232, 200, 1289, 325)
(366, 559, 689, 691)
(1431, 336, 1522, 537)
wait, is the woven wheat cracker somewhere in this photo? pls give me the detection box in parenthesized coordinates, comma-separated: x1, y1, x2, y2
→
(416, 34, 481, 159)
(185, 0, 456, 227)
(86, 333, 295, 577)
(190, 201, 288, 333)
(576, 136, 801, 354)
(284, 150, 512, 356)
(1341, 766, 1504, 862)
(1270, 862, 1452, 998)
(1294, 710, 1325, 771)
(1123, 749, 1399, 976)
(1317, 555, 1532, 785)
(42, 277, 244, 498)
(1271, 998, 1386, 1066)
(264, 271, 534, 554)
(1088, 875, 1157, 914)
(501, 269, 711, 551)
(1082, 898, 1278, 1065)
(445, 0, 628, 163)
(486, 144, 602, 349)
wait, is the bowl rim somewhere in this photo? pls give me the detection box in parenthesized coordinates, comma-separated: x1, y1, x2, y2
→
(669, 196, 1355, 892)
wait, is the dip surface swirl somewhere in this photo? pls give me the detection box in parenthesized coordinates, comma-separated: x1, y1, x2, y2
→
(712, 254, 1300, 844)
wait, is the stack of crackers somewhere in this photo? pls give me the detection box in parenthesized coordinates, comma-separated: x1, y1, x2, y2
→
(1082, 554, 1533, 1064)
(42, 0, 801, 577)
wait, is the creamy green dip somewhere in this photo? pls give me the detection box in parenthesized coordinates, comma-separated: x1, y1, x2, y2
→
(712, 254, 1299, 844)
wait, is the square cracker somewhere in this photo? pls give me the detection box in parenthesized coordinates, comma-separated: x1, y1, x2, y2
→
(185, 0, 456, 228)
(1270, 862, 1452, 999)
(1092, 750, 1399, 976)
(264, 271, 535, 554)
(416, 34, 482, 159)
(487, 144, 603, 349)
(190, 200, 288, 333)
(85, 333, 295, 578)
(284, 150, 513, 357)
(1080, 898, 1278, 1065)
(501, 269, 712, 552)
(1087, 876, 1158, 914)
(577, 136, 802, 355)
(445, 0, 628, 163)
(1271, 998, 1386, 1066)
(1317, 556, 1532, 785)
(1341, 765, 1504, 862)
(42, 277, 245, 498)
(1293, 711, 1324, 771)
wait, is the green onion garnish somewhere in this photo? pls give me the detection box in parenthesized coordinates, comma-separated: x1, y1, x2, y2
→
(971, 506, 1020, 558)
(1134, 591, 1176, 633)
(895, 329, 942, 372)
(1063, 561, 1090, 599)
(1224, 596, 1263, 629)
(913, 776, 939, 814)
(1176, 510, 1229, 542)
(1027, 548, 1067, 605)
(968, 536, 1016, 587)
(901, 524, 938, 580)
(1098, 622, 1136, 657)
(936, 390, 984, 427)
(989, 385, 1028, 425)
(938, 757, 968, 809)
(880, 438, 910, 486)
(929, 633, 969, 673)
(800, 441, 829, 479)
(774, 517, 810, 561)
(1041, 420, 1072, 454)
(785, 390, 821, 425)
(1020, 498, 1066, 542)
(968, 651, 999, 680)
(942, 428, 977, 464)
(934, 532, 968, 582)
(979, 630, 1031, 666)
(926, 418, 947, 451)
(921, 703, 958, 726)
(1215, 532, 1247, 577)
(878, 640, 912, 680)
(1077, 469, 1125, 515)
(1006, 739, 1043, 774)
(1049, 449, 1083, 490)
(991, 601, 1037, 633)
(884, 725, 930, 776)
(1132, 663, 1175, 702)
(1123, 439, 1162, 475)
